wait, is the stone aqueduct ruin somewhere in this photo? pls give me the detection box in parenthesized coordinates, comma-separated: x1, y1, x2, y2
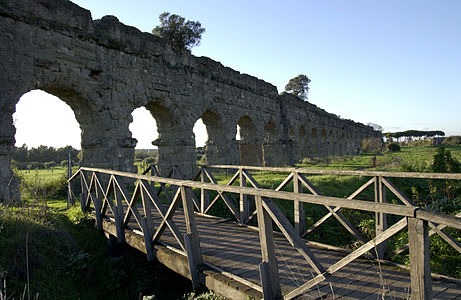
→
(0, 0, 381, 201)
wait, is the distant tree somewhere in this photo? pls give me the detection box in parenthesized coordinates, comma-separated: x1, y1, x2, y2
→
(366, 123, 383, 132)
(284, 74, 311, 100)
(13, 144, 28, 162)
(152, 12, 205, 51)
(387, 143, 401, 152)
(384, 130, 445, 140)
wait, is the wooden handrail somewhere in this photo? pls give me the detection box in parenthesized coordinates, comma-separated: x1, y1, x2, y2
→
(201, 164, 461, 180)
(71, 167, 461, 228)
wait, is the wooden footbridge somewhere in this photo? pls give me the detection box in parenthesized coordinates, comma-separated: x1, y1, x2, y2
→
(68, 165, 461, 299)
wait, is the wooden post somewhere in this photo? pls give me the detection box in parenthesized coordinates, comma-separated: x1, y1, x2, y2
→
(374, 176, 387, 259)
(239, 168, 249, 224)
(200, 168, 209, 213)
(181, 186, 203, 288)
(140, 181, 154, 260)
(255, 195, 281, 299)
(141, 217, 154, 261)
(67, 152, 72, 209)
(293, 171, 305, 236)
(408, 217, 432, 300)
(94, 196, 102, 231)
(114, 186, 125, 243)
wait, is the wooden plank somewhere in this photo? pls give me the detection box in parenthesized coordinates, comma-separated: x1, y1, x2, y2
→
(375, 176, 388, 259)
(181, 186, 202, 266)
(94, 196, 102, 231)
(293, 171, 305, 236)
(200, 169, 209, 213)
(408, 217, 432, 300)
(381, 177, 415, 206)
(428, 222, 461, 253)
(185, 233, 201, 289)
(274, 172, 294, 192)
(202, 164, 461, 180)
(259, 262, 273, 299)
(255, 195, 281, 299)
(239, 169, 249, 224)
(140, 181, 153, 235)
(113, 177, 125, 243)
(416, 209, 461, 230)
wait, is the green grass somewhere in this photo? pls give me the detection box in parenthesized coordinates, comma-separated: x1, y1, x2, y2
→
(17, 166, 79, 183)
(1, 172, 224, 299)
(296, 144, 461, 172)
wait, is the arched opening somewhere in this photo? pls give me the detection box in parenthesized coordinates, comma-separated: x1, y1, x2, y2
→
(262, 120, 278, 166)
(193, 118, 208, 164)
(237, 115, 261, 166)
(263, 121, 277, 143)
(14, 90, 80, 149)
(129, 106, 158, 172)
(7, 89, 82, 201)
(194, 110, 230, 165)
(298, 125, 308, 161)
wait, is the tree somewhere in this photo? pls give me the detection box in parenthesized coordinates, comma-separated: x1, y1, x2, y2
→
(366, 123, 383, 132)
(152, 12, 205, 51)
(284, 74, 311, 100)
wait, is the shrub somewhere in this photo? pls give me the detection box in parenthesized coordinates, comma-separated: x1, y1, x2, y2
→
(10, 160, 29, 170)
(142, 156, 157, 167)
(442, 136, 461, 145)
(431, 147, 461, 173)
(61, 160, 68, 167)
(387, 142, 401, 152)
(28, 161, 44, 170)
(44, 161, 56, 169)
(361, 137, 383, 152)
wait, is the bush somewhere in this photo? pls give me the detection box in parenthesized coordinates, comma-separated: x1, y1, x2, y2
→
(361, 137, 383, 152)
(28, 161, 44, 170)
(442, 136, 461, 145)
(387, 143, 401, 152)
(10, 160, 29, 170)
(61, 160, 69, 167)
(431, 147, 461, 173)
(44, 161, 56, 169)
(142, 156, 157, 167)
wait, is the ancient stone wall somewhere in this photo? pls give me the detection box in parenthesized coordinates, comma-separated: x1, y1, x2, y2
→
(0, 0, 380, 201)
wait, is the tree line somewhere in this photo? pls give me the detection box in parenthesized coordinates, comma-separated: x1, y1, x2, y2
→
(384, 130, 445, 139)
(12, 144, 80, 169)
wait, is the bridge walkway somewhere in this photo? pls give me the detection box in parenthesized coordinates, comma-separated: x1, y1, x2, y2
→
(70, 166, 461, 300)
(102, 204, 460, 299)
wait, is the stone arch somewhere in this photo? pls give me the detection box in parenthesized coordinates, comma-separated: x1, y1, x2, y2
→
(262, 120, 279, 166)
(237, 115, 262, 166)
(144, 100, 196, 177)
(263, 120, 277, 143)
(196, 109, 231, 165)
(297, 125, 308, 161)
(1, 81, 117, 201)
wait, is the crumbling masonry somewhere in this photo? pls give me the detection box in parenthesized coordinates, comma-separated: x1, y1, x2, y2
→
(0, 0, 381, 201)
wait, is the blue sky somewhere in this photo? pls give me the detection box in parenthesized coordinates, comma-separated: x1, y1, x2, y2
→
(13, 0, 461, 148)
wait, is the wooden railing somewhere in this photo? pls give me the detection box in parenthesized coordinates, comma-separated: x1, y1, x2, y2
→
(68, 165, 461, 300)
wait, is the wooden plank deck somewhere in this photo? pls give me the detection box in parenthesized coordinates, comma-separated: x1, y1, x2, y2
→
(100, 205, 461, 300)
